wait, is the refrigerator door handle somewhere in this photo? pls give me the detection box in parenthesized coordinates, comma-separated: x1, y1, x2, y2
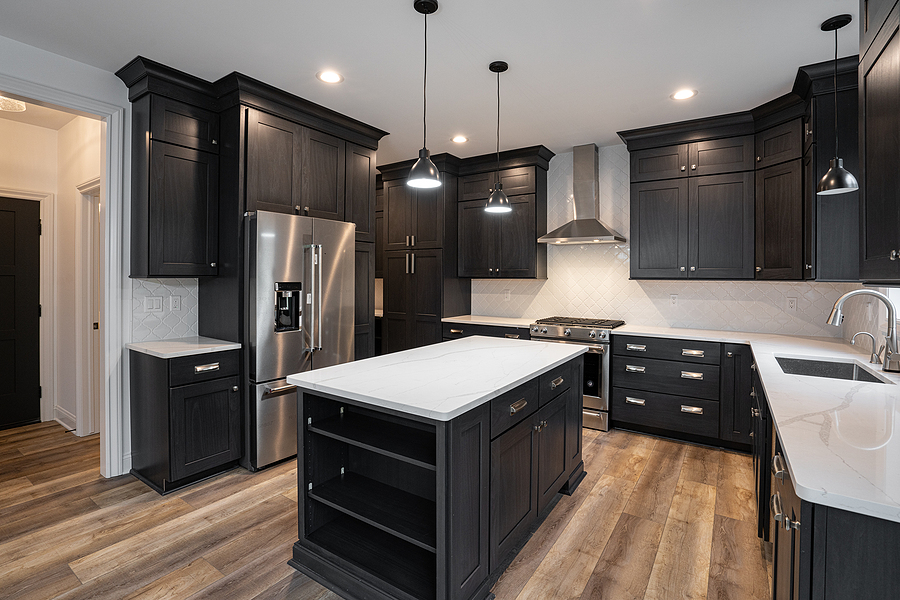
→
(316, 244, 323, 351)
(305, 244, 316, 354)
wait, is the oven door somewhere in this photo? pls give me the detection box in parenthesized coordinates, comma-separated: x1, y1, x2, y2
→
(538, 339, 609, 430)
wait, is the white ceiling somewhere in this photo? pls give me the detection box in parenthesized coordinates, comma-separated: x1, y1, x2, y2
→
(0, 0, 860, 164)
(0, 96, 78, 130)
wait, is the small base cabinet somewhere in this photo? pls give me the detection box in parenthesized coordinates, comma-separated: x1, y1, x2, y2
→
(291, 356, 584, 600)
(129, 349, 241, 494)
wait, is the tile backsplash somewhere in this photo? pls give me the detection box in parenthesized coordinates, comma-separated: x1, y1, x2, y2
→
(132, 278, 199, 342)
(472, 144, 864, 338)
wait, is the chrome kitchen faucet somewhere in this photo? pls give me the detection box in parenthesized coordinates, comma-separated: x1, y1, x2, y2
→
(827, 289, 900, 372)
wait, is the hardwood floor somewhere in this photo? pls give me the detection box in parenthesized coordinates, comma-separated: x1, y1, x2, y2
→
(0, 422, 771, 600)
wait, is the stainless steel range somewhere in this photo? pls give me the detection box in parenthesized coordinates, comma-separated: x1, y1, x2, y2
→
(529, 317, 625, 431)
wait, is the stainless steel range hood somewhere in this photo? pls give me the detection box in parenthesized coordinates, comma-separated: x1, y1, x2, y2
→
(537, 143, 626, 245)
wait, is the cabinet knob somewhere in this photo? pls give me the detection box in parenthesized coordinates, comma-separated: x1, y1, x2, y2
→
(680, 266, 686, 272)
(681, 166, 686, 171)
(210, 262, 216, 267)
(232, 386, 239, 392)
(726, 352, 734, 357)
(755, 266, 762, 272)
(806, 264, 813, 270)
(689, 266, 696, 272)
(212, 139, 218, 145)
(891, 250, 899, 261)
(757, 156, 762, 162)
(691, 164, 697, 170)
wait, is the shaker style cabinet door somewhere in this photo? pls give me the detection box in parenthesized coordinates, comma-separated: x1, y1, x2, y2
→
(150, 95, 220, 153)
(755, 160, 803, 280)
(384, 180, 415, 251)
(630, 145, 688, 182)
(245, 109, 303, 215)
(458, 199, 497, 278)
(689, 172, 755, 279)
(630, 179, 689, 278)
(301, 127, 345, 221)
(345, 143, 376, 242)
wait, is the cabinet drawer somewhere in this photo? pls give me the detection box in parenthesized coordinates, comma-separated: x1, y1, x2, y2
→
(169, 350, 239, 387)
(613, 335, 720, 365)
(611, 387, 719, 438)
(539, 359, 577, 406)
(442, 322, 530, 340)
(150, 96, 219, 153)
(490, 380, 539, 438)
(612, 356, 719, 401)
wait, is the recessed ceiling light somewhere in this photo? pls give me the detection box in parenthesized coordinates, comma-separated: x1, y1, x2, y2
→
(452, 135, 467, 143)
(316, 71, 343, 84)
(0, 96, 26, 112)
(671, 89, 697, 100)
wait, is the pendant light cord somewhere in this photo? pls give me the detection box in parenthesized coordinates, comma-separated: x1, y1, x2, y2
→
(833, 27, 839, 158)
(423, 13, 428, 149)
(496, 69, 501, 174)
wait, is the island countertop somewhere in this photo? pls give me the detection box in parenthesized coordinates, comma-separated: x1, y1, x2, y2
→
(286, 336, 586, 421)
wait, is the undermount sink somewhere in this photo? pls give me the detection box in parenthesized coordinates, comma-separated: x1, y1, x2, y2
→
(775, 356, 892, 384)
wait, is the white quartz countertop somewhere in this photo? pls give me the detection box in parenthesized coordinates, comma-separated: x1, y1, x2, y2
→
(615, 324, 900, 522)
(286, 336, 586, 422)
(441, 315, 536, 328)
(126, 336, 241, 359)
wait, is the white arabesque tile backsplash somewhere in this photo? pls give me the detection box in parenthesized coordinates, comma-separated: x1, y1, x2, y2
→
(132, 278, 199, 342)
(472, 145, 865, 338)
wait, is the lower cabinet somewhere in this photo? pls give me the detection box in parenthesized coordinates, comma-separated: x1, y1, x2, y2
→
(441, 321, 531, 341)
(354, 242, 375, 360)
(720, 343, 753, 444)
(129, 349, 241, 493)
(384, 249, 447, 353)
(751, 363, 772, 541)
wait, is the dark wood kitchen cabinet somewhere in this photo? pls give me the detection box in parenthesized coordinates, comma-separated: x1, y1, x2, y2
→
(245, 108, 304, 215)
(346, 143, 377, 242)
(755, 120, 803, 170)
(859, 0, 900, 282)
(383, 249, 445, 353)
(354, 242, 375, 360)
(629, 137, 755, 182)
(383, 179, 447, 251)
(755, 160, 803, 279)
(719, 343, 753, 445)
(129, 349, 241, 493)
(751, 363, 772, 542)
(861, 0, 899, 58)
(301, 128, 345, 221)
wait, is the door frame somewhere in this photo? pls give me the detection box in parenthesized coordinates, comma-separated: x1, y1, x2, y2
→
(0, 187, 55, 424)
(76, 177, 101, 436)
(0, 72, 129, 478)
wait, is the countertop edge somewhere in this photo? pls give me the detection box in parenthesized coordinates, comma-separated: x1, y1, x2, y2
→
(126, 337, 242, 359)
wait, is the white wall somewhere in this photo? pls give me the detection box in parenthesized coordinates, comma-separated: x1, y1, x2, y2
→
(0, 118, 57, 191)
(472, 145, 865, 338)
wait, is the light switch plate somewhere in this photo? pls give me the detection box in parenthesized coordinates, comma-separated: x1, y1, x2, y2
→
(143, 296, 163, 313)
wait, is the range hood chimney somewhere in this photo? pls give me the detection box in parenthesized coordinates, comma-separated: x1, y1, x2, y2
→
(537, 143, 626, 245)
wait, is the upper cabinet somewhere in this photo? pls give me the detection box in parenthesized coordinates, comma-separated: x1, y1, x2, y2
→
(246, 109, 303, 215)
(150, 96, 220, 153)
(346, 144, 377, 243)
(861, 0, 899, 58)
(630, 137, 754, 183)
(754, 120, 802, 169)
(860, 0, 900, 282)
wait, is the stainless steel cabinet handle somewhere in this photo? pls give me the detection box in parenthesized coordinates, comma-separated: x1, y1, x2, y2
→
(680, 165, 686, 171)
(450, 329, 463, 334)
(406, 235, 410, 247)
(505, 334, 520, 339)
(625, 397, 646, 406)
(771, 492, 785, 524)
(265, 383, 297, 394)
(411, 252, 415, 274)
(411, 235, 416, 247)
(509, 398, 528, 415)
(681, 405, 703, 415)
(405, 253, 410, 274)
(231, 386, 238, 392)
(806, 264, 813, 270)
(751, 407, 761, 418)
(772, 453, 786, 480)
(194, 362, 220, 374)
(550, 376, 565, 389)
(682, 349, 705, 357)
(626, 344, 646, 352)
(625, 365, 646, 373)
(210, 262, 216, 267)
(681, 371, 704, 380)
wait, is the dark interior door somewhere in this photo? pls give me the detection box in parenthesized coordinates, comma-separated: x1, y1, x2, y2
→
(0, 197, 41, 430)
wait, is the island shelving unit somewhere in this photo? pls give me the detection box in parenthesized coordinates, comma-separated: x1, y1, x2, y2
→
(286, 336, 587, 600)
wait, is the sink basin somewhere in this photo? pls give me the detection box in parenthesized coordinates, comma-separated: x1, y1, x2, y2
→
(775, 356, 891, 384)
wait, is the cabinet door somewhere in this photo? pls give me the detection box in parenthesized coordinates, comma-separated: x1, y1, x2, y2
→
(860, 5, 900, 281)
(630, 145, 688, 182)
(498, 195, 538, 278)
(755, 159, 803, 279)
(246, 109, 302, 215)
(383, 250, 412, 353)
(148, 141, 218, 277)
(564, 380, 582, 475)
(150, 96, 219, 153)
(458, 199, 497, 278)
(459, 172, 495, 202)
(384, 180, 414, 251)
(689, 172, 755, 279)
(354, 242, 375, 360)
(630, 179, 689, 278)
(170, 376, 240, 482)
(720, 344, 753, 445)
(688, 136, 755, 176)
(755, 120, 802, 169)
(346, 143, 376, 242)
(752, 367, 771, 542)
(537, 396, 568, 514)
(802, 102, 814, 156)
(802, 151, 816, 280)
(374, 211, 384, 278)
(862, 0, 898, 58)
(301, 128, 345, 221)
(411, 249, 443, 348)
(411, 186, 443, 249)
(490, 414, 538, 571)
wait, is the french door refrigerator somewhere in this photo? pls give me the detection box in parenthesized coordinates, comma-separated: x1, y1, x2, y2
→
(244, 210, 354, 470)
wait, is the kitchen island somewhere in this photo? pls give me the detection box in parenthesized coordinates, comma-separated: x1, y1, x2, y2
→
(286, 336, 586, 600)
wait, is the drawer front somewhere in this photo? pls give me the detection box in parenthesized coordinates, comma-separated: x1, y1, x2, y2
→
(490, 379, 539, 438)
(539, 359, 577, 406)
(169, 350, 240, 387)
(613, 335, 720, 365)
(611, 387, 719, 438)
(442, 322, 531, 340)
(612, 356, 720, 401)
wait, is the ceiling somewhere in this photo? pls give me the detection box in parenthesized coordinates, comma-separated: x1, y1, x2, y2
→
(0, 0, 860, 165)
(0, 96, 78, 130)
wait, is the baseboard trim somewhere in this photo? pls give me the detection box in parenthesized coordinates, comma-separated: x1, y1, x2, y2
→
(54, 405, 76, 430)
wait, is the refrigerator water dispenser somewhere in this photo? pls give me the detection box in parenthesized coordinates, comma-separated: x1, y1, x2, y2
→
(274, 282, 302, 332)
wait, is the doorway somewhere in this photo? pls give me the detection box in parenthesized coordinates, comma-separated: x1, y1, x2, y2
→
(76, 178, 103, 436)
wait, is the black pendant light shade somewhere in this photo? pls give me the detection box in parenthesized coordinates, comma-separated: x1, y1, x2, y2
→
(485, 61, 511, 213)
(817, 14, 858, 195)
(408, 0, 441, 189)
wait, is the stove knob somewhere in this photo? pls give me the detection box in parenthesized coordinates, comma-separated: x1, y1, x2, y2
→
(589, 330, 597, 339)
(541, 327, 548, 334)
(564, 328, 571, 337)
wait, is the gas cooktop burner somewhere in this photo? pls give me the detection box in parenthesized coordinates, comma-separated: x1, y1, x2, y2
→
(535, 316, 625, 329)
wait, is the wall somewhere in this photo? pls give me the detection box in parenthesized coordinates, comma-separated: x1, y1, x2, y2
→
(0, 118, 57, 191)
(472, 145, 866, 338)
(132, 279, 199, 342)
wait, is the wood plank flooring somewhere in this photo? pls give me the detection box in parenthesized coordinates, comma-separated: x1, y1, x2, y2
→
(0, 421, 771, 600)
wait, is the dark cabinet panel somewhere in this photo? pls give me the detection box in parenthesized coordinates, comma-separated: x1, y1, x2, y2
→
(384, 180, 414, 251)
(689, 172, 755, 279)
(460, 167, 536, 201)
(374, 211, 384, 278)
(755, 119, 802, 169)
(150, 96, 219, 153)
(802, 151, 816, 280)
(458, 194, 544, 279)
(564, 381, 582, 474)
(383, 251, 412, 354)
(146, 141, 218, 277)
(610, 387, 720, 439)
(751, 364, 771, 542)
(862, 0, 899, 58)
(170, 376, 241, 481)
(411, 186, 443, 249)
(499, 195, 538, 278)
(459, 171, 495, 202)
(383, 249, 444, 353)
(630, 144, 688, 182)
(630, 179, 689, 278)
(720, 344, 753, 445)
(354, 242, 375, 360)
(457, 199, 496, 278)
(688, 136, 755, 176)
(755, 159, 803, 279)
(346, 144, 376, 242)
(536, 397, 568, 514)
(301, 128, 345, 221)
(246, 109, 303, 215)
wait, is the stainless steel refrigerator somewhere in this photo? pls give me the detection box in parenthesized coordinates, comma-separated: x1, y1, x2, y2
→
(244, 210, 355, 470)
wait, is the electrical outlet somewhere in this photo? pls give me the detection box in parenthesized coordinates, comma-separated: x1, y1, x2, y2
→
(169, 295, 182, 311)
(670, 294, 677, 306)
(504, 289, 511, 301)
(786, 297, 798, 313)
(143, 296, 163, 313)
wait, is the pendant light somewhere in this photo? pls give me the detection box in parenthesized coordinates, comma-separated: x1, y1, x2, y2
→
(817, 14, 858, 195)
(485, 61, 512, 213)
(408, 0, 441, 189)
